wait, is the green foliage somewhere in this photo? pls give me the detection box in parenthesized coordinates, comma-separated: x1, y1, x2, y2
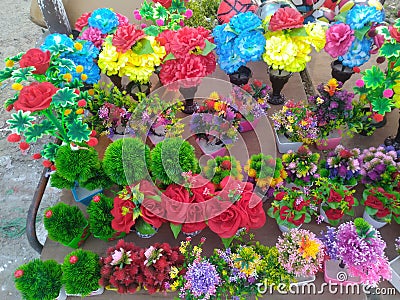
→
(14, 259, 63, 300)
(80, 163, 113, 191)
(87, 194, 117, 238)
(62, 249, 101, 296)
(346, 101, 376, 137)
(103, 138, 151, 186)
(43, 202, 88, 245)
(203, 155, 243, 185)
(6, 110, 35, 134)
(51, 87, 78, 107)
(50, 171, 75, 189)
(150, 137, 199, 185)
(185, 0, 220, 30)
(66, 119, 91, 142)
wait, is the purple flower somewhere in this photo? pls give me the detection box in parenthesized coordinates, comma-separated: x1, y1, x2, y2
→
(338, 165, 347, 178)
(320, 227, 338, 260)
(375, 164, 386, 174)
(184, 260, 221, 298)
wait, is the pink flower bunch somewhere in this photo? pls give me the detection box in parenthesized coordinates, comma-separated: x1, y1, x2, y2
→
(324, 23, 355, 58)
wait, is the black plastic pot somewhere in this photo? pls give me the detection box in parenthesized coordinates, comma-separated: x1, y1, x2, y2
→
(331, 60, 354, 84)
(228, 66, 252, 86)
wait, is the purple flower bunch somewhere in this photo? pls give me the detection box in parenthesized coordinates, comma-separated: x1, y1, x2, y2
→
(320, 227, 338, 260)
(359, 146, 400, 187)
(395, 237, 400, 255)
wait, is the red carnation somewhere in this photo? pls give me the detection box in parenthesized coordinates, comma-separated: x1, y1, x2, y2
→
(75, 12, 91, 31)
(375, 207, 390, 219)
(364, 195, 384, 210)
(112, 24, 145, 53)
(275, 191, 286, 201)
(269, 7, 304, 31)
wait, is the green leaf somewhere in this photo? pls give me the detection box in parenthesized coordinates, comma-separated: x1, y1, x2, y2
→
(171, 0, 186, 13)
(365, 206, 378, 216)
(377, 26, 391, 39)
(170, 223, 182, 239)
(11, 67, 35, 83)
(144, 25, 161, 37)
(290, 27, 308, 37)
(371, 97, 394, 115)
(3, 94, 18, 109)
(136, 218, 157, 235)
(57, 58, 75, 71)
(66, 120, 91, 142)
(6, 110, 35, 134)
(201, 40, 216, 56)
(140, 0, 155, 19)
(395, 18, 400, 29)
(132, 38, 154, 55)
(354, 26, 370, 40)
(51, 87, 78, 107)
(334, 10, 348, 23)
(379, 41, 400, 59)
(5, 52, 24, 62)
(0, 67, 15, 82)
(155, 5, 168, 19)
(163, 53, 176, 62)
(25, 123, 50, 143)
(221, 236, 235, 248)
(41, 142, 60, 161)
(363, 66, 385, 89)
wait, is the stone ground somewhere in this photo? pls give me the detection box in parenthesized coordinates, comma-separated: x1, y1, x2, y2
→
(0, 1, 399, 299)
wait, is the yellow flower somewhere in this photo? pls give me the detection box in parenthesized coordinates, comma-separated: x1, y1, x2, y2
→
(5, 60, 14, 67)
(248, 168, 257, 178)
(88, 89, 95, 96)
(80, 73, 88, 81)
(214, 101, 223, 111)
(209, 91, 219, 100)
(76, 65, 84, 73)
(263, 32, 296, 71)
(304, 22, 327, 52)
(63, 73, 72, 82)
(98, 42, 125, 76)
(316, 97, 324, 104)
(257, 176, 272, 188)
(11, 82, 23, 91)
(193, 246, 202, 256)
(74, 42, 83, 51)
(64, 109, 72, 116)
(287, 116, 295, 124)
(170, 266, 179, 279)
(170, 280, 179, 291)
(76, 108, 84, 115)
(298, 237, 321, 259)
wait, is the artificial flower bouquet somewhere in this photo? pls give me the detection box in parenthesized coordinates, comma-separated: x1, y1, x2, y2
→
(267, 186, 315, 229)
(362, 186, 400, 224)
(332, 218, 391, 285)
(270, 100, 319, 144)
(318, 145, 361, 186)
(212, 11, 265, 75)
(244, 153, 287, 198)
(262, 7, 326, 73)
(312, 177, 359, 226)
(308, 78, 354, 140)
(239, 79, 271, 111)
(324, 2, 385, 68)
(276, 228, 325, 277)
(202, 155, 244, 187)
(282, 145, 320, 187)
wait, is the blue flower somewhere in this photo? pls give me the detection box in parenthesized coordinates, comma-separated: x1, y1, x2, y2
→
(185, 260, 221, 298)
(346, 5, 384, 30)
(234, 31, 265, 62)
(229, 12, 261, 34)
(88, 8, 119, 34)
(40, 33, 74, 51)
(74, 40, 99, 59)
(218, 49, 245, 74)
(339, 37, 372, 68)
(212, 24, 236, 45)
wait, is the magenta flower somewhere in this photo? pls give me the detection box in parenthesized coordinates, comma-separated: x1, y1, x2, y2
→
(383, 89, 394, 98)
(324, 23, 355, 58)
(355, 79, 365, 87)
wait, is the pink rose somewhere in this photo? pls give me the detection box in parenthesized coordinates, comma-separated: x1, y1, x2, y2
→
(324, 23, 355, 58)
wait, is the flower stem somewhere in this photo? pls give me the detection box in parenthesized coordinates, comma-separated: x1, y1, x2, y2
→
(43, 109, 69, 143)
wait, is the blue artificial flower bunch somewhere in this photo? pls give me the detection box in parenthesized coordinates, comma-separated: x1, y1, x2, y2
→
(212, 12, 265, 74)
(88, 8, 119, 34)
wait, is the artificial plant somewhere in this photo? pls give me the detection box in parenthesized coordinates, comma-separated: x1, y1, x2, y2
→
(202, 155, 243, 186)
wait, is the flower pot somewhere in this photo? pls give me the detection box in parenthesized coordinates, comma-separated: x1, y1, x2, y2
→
(56, 286, 67, 300)
(196, 138, 227, 158)
(238, 118, 259, 133)
(274, 129, 303, 154)
(331, 60, 354, 84)
(125, 81, 151, 100)
(65, 221, 90, 249)
(315, 129, 342, 151)
(278, 223, 301, 233)
(228, 66, 252, 86)
(291, 275, 316, 287)
(71, 182, 103, 206)
(66, 286, 104, 297)
(134, 219, 159, 238)
(268, 69, 292, 105)
(362, 210, 387, 229)
(182, 230, 202, 237)
(389, 256, 400, 293)
(319, 205, 330, 225)
(179, 86, 198, 114)
(324, 259, 361, 285)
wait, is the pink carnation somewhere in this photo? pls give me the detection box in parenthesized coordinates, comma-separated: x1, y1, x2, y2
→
(75, 12, 91, 31)
(383, 89, 394, 98)
(116, 13, 130, 27)
(80, 27, 106, 48)
(112, 24, 145, 53)
(324, 23, 355, 58)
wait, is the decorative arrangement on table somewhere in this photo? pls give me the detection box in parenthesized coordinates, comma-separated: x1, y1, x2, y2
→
(156, 25, 216, 113)
(239, 79, 271, 110)
(318, 145, 361, 187)
(270, 100, 319, 153)
(281, 145, 320, 187)
(362, 186, 400, 229)
(202, 155, 244, 189)
(190, 92, 241, 157)
(322, 218, 391, 285)
(244, 153, 287, 198)
(276, 228, 325, 283)
(212, 11, 265, 86)
(262, 6, 326, 104)
(311, 177, 358, 226)
(324, 1, 385, 83)
(308, 78, 354, 149)
(268, 186, 316, 232)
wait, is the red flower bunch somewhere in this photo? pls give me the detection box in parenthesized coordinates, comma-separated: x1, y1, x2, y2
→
(141, 243, 184, 294)
(267, 186, 314, 229)
(362, 186, 400, 223)
(157, 27, 216, 88)
(112, 24, 145, 53)
(268, 7, 304, 31)
(99, 239, 145, 294)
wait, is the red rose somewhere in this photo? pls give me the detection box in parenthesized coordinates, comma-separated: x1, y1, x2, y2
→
(19, 48, 51, 74)
(275, 191, 286, 201)
(236, 192, 266, 229)
(162, 184, 191, 225)
(139, 181, 165, 229)
(365, 195, 384, 210)
(375, 207, 390, 219)
(325, 208, 344, 221)
(14, 82, 57, 112)
(112, 25, 145, 53)
(111, 196, 136, 233)
(288, 213, 305, 226)
(188, 174, 215, 201)
(269, 7, 304, 31)
(344, 195, 355, 207)
(328, 190, 342, 203)
(389, 25, 400, 43)
(208, 201, 246, 238)
(182, 203, 207, 233)
(75, 12, 91, 31)
(153, 0, 172, 8)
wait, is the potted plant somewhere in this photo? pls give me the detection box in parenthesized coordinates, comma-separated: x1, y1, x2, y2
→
(212, 12, 265, 86)
(87, 194, 126, 241)
(389, 237, 400, 293)
(276, 228, 325, 282)
(312, 177, 358, 226)
(270, 100, 319, 153)
(308, 79, 354, 149)
(244, 153, 287, 198)
(362, 186, 400, 228)
(43, 202, 90, 248)
(99, 239, 145, 294)
(240, 79, 271, 112)
(102, 137, 151, 186)
(14, 259, 65, 300)
(202, 155, 243, 188)
(150, 137, 199, 185)
(325, 218, 391, 285)
(262, 7, 326, 104)
(268, 186, 315, 232)
(318, 145, 361, 187)
(62, 249, 103, 296)
(282, 145, 320, 187)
